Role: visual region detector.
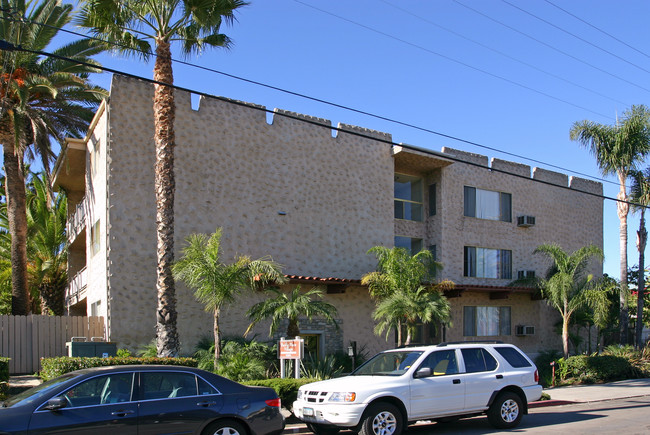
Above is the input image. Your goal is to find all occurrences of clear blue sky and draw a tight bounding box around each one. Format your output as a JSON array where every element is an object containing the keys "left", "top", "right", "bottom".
[{"left": 78, "top": 0, "right": 650, "bottom": 280}]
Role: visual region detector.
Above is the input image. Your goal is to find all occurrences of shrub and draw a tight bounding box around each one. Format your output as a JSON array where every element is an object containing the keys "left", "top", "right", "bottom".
[
  {"left": 300, "top": 354, "right": 344, "bottom": 380},
  {"left": 534, "top": 350, "right": 561, "bottom": 387},
  {"left": 40, "top": 356, "right": 197, "bottom": 381},
  {"left": 194, "top": 337, "right": 278, "bottom": 380},
  {"left": 559, "top": 354, "right": 635, "bottom": 383},
  {"left": 0, "top": 357, "right": 10, "bottom": 382},
  {"left": 244, "top": 377, "right": 318, "bottom": 406},
  {"left": 0, "top": 381, "right": 8, "bottom": 400}
]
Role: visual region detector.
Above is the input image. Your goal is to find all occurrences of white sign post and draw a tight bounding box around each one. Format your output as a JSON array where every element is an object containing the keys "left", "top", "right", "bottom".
[{"left": 278, "top": 336, "right": 304, "bottom": 378}]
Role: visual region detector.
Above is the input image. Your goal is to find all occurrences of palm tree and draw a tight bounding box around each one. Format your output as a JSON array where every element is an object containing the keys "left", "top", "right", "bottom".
[
  {"left": 362, "top": 246, "right": 451, "bottom": 346},
  {"left": 78, "top": 0, "right": 247, "bottom": 357},
  {"left": 570, "top": 104, "right": 650, "bottom": 344},
  {"left": 25, "top": 172, "right": 67, "bottom": 315},
  {"left": 629, "top": 168, "right": 650, "bottom": 348},
  {"left": 172, "top": 228, "right": 285, "bottom": 368},
  {"left": 0, "top": 0, "right": 105, "bottom": 315},
  {"left": 245, "top": 285, "right": 339, "bottom": 338},
  {"left": 534, "top": 243, "right": 609, "bottom": 358}
]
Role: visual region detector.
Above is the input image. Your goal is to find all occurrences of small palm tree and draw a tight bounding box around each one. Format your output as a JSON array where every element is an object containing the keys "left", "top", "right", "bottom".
[
  {"left": 25, "top": 172, "right": 67, "bottom": 315},
  {"left": 79, "top": 0, "right": 247, "bottom": 358},
  {"left": 570, "top": 105, "right": 650, "bottom": 343},
  {"left": 245, "top": 286, "right": 339, "bottom": 338},
  {"left": 0, "top": 0, "right": 105, "bottom": 315},
  {"left": 534, "top": 243, "right": 609, "bottom": 358},
  {"left": 362, "top": 246, "right": 451, "bottom": 346},
  {"left": 629, "top": 168, "right": 650, "bottom": 348},
  {"left": 172, "top": 228, "right": 285, "bottom": 368}
]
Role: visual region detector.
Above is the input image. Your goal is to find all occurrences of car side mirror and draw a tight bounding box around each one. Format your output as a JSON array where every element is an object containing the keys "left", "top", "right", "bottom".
[
  {"left": 44, "top": 397, "right": 68, "bottom": 411},
  {"left": 414, "top": 367, "right": 432, "bottom": 378}
]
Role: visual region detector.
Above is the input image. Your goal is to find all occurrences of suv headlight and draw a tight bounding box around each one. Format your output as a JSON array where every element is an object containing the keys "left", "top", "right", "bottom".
[
  {"left": 297, "top": 390, "right": 303, "bottom": 400},
  {"left": 328, "top": 392, "right": 356, "bottom": 402}
]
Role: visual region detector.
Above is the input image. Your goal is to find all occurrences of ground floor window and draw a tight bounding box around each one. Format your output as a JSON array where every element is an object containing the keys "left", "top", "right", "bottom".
[
  {"left": 302, "top": 333, "right": 321, "bottom": 360},
  {"left": 463, "top": 306, "right": 511, "bottom": 336},
  {"left": 395, "top": 322, "right": 440, "bottom": 346}
]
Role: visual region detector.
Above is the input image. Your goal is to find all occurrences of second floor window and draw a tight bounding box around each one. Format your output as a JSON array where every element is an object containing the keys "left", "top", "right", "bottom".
[
  {"left": 464, "top": 246, "right": 512, "bottom": 279},
  {"left": 464, "top": 186, "right": 511, "bottom": 222},
  {"left": 395, "top": 174, "right": 423, "bottom": 221}
]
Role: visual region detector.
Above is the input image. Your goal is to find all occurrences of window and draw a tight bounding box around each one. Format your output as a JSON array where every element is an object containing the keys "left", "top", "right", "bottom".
[
  {"left": 428, "top": 183, "right": 436, "bottom": 216},
  {"left": 91, "top": 220, "right": 100, "bottom": 256},
  {"left": 395, "top": 322, "right": 438, "bottom": 346},
  {"left": 461, "top": 348, "right": 498, "bottom": 373},
  {"left": 494, "top": 346, "right": 532, "bottom": 368},
  {"left": 464, "top": 246, "right": 512, "bottom": 279},
  {"left": 464, "top": 306, "right": 511, "bottom": 336},
  {"left": 395, "top": 236, "right": 423, "bottom": 254},
  {"left": 90, "top": 300, "right": 101, "bottom": 317},
  {"left": 60, "top": 373, "right": 134, "bottom": 407},
  {"left": 302, "top": 333, "right": 321, "bottom": 360},
  {"left": 395, "top": 174, "right": 423, "bottom": 221},
  {"left": 428, "top": 245, "right": 437, "bottom": 261},
  {"left": 464, "top": 186, "right": 511, "bottom": 222},
  {"left": 142, "top": 372, "right": 200, "bottom": 400},
  {"left": 418, "top": 350, "right": 458, "bottom": 376}
]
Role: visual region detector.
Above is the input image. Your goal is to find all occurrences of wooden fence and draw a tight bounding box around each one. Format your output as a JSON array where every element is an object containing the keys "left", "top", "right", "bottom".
[{"left": 0, "top": 315, "right": 105, "bottom": 374}]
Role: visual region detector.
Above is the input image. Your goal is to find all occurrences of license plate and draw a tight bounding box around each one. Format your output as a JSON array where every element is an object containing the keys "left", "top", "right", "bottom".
[{"left": 303, "top": 407, "right": 314, "bottom": 417}]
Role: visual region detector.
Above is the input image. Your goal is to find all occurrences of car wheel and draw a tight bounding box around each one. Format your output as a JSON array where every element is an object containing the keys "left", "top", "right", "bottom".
[
  {"left": 487, "top": 391, "right": 523, "bottom": 429},
  {"left": 202, "top": 419, "right": 247, "bottom": 435},
  {"left": 306, "top": 422, "right": 340, "bottom": 435},
  {"left": 359, "top": 402, "right": 403, "bottom": 435}
]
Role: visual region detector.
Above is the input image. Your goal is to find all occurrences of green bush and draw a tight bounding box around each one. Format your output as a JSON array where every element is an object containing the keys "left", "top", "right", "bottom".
[
  {"left": 0, "top": 357, "right": 10, "bottom": 382},
  {"left": 40, "top": 356, "right": 198, "bottom": 381},
  {"left": 534, "top": 350, "right": 561, "bottom": 387},
  {"left": 559, "top": 354, "right": 634, "bottom": 383},
  {"left": 244, "top": 378, "right": 318, "bottom": 407}
]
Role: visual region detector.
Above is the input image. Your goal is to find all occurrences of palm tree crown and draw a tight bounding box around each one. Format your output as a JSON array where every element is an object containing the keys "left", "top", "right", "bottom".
[{"left": 245, "top": 285, "right": 339, "bottom": 339}]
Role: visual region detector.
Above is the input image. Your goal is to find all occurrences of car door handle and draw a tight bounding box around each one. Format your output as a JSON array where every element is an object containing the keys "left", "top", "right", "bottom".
[
  {"left": 496, "top": 374, "right": 504, "bottom": 379},
  {"left": 111, "top": 410, "right": 135, "bottom": 417},
  {"left": 452, "top": 379, "right": 461, "bottom": 384},
  {"left": 197, "top": 401, "right": 217, "bottom": 407}
]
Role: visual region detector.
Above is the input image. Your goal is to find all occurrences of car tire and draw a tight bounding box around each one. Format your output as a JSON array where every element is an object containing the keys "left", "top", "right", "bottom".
[
  {"left": 306, "top": 423, "right": 340, "bottom": 435},
  {"left": 359, "top": 402, "right": 403, "bottom": 435},
  {"left": 202, "top": 419, "right": 247, "bottom": 435},
  {"left": 487, "top": 391, "right": 523, "bottom": 429}
]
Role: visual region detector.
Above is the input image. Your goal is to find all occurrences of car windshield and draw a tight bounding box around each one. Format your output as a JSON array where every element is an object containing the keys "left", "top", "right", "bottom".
[
  {"left": 351, "top": 351, "right": 423, "bottom": 376},
  {"left": 2, "top": 373, "right": 76, "bottom": 408}
]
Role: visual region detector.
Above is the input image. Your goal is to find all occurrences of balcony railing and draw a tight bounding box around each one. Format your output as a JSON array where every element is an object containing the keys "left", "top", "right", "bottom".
[
  {"left": 67, "top": 197, "right": 87, "bottom": 242},
  {"left": 66, "top": 267, "right": 87, "bottom": 306}
]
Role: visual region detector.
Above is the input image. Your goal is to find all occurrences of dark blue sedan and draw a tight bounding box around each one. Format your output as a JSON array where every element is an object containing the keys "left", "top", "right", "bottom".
[{"left": 0, "top": 365, "right": 285, "bottom": 435}]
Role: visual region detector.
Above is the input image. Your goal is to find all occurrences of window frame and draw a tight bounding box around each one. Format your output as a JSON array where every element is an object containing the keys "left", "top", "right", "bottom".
[
  {"left": 464, "top": 246, "right": 512, "bottom": 279},
  {"left": 395, "top": 236, "right": 423, "bottom": 255},
  {"left": 395, "top": 174, "right": 424, "bottom": 222},
  {"left": 464, "top": 186, "right": 511, "bottom": 222},
  {"left": 463, "top": 306, "right": 511, "bottom": 337}
]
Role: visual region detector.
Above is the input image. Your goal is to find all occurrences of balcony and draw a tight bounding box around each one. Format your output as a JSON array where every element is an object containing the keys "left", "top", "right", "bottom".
[
  {"left": 66, "top": 267, "right": 87, "bottom": 307},
  {"left": 67, "top": 197, "right": 87, "bottom": 242}
]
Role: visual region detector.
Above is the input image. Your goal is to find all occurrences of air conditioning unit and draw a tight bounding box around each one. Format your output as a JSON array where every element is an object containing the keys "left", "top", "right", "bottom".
[
  {"left": 517, "top": 270, "right": 536, "bottom": 279},
  {"left": 515, "top": 325, "right": 535, "bottom": 336},
  {"left": 517, "top": 215, "right": 536, "bottom": 227}
]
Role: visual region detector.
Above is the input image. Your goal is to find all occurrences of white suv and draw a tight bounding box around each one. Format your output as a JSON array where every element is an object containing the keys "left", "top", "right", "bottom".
[{"left": 292, "top": 342, "right": 542, "bottom": 435}]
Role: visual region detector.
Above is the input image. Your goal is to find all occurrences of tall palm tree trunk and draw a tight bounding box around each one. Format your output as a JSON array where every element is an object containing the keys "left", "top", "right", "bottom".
[
  {"left": 618, "top": 181, "right": 630, "bottom": 344},
  {"left": 213, "top": 307, "right": 221, "bottom": 368},
  {"left": 153, "top": 40, "right": 179, "bottom": 357},
  {"left": 3, "top": 141, "right": 29, "bottom": 315},
  {"left": 636, "top": 209, "right": 647, "bottom": 349}
]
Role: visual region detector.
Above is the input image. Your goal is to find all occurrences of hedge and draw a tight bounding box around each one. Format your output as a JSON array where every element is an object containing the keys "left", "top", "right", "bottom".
[
  {"left": 0, "top": 357, "right": 9, "bottom": 382},
  {"left": 556, "top": 354, "right": 635, "bottom": 384},
  {"left": 244, "top": 378, "right": 318, "bottom": 407},
  {"left": 0, "top": 381, "right": 7, "bottom": 401},
  {"left": 40, "top": 356, "right": 198, "bottom": 381}
]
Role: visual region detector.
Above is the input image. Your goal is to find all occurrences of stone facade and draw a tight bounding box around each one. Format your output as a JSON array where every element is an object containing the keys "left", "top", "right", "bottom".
[{"left": 54, "top": 75, "right": 603, "bottom": 359}]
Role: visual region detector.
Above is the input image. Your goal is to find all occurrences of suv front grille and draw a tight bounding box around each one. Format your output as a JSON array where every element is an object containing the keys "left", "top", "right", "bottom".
[{"left": 305, "top": 390, "right": 328, "bottom": 403}]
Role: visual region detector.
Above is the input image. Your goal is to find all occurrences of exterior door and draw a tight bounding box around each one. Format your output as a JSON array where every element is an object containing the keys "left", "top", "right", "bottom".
[{"left": 409, "top": 349, "right": 465, "bottom": 419}]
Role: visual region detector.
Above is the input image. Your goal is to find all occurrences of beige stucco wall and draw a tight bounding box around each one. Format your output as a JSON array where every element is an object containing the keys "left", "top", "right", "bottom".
[
  {"left": 87, "top": 75, "right": 603, "bottom": 357},
  {"left": 105, "top": 75, "right": 395, "bottom": 353}
]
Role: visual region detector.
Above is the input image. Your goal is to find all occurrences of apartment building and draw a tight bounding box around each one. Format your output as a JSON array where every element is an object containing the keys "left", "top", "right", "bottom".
[{"left": 53, "top": 75, "right": 603, "bottom": 357}]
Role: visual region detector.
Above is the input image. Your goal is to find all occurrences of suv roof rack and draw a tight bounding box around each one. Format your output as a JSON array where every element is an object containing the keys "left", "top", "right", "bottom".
[{"left": 436, "top": 340, "right": 504, "bottom": 347}]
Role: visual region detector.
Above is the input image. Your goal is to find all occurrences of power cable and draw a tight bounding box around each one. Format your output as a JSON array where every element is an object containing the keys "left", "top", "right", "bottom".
[
  {"left": 543, "top": 0, "right": 650, "bottom": 60},
  {"left": 290, "top": 0, "right": 612, "bottom": 119},
  {"left": 379, "top": 0, "right": 629, "bottom": 107},
  {"left": 501, "top": 0, "right": 650, "bottom": 75},
  {"left": 0, "top": 40, "right": 642, "bottom": 209},
  {"left": 453, "top": 0, "right": 650, "bottom": 94},
  {"left": 0, "top": 10, "right": 623, "bottom": 188}
]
